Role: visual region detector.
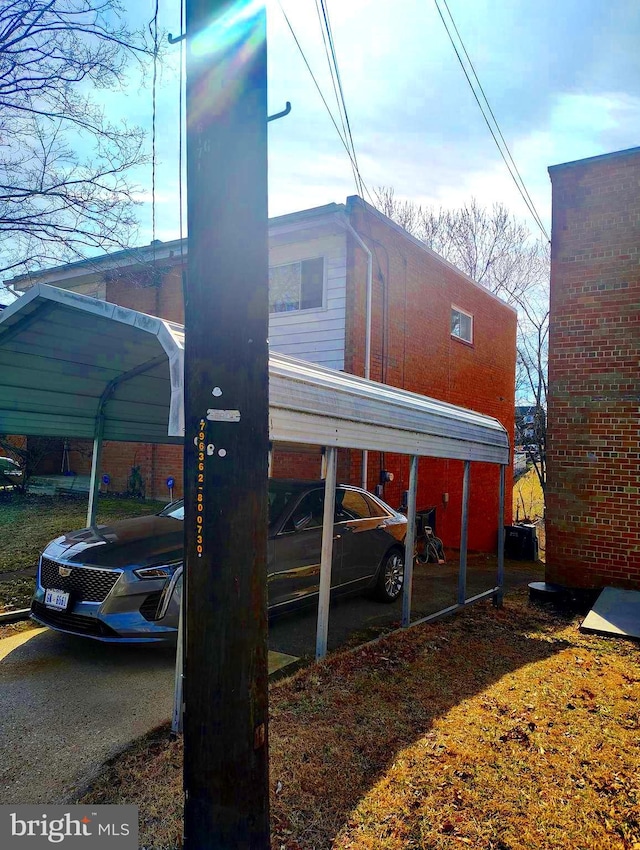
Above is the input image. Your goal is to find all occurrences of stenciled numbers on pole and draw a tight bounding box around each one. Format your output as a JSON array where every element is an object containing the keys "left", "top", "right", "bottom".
[
  {"left": 196, "top": 419, "right": 206, "bottom": 558},
  {"left": 194, "top": 393, "right": 236, "bottom": 559}
]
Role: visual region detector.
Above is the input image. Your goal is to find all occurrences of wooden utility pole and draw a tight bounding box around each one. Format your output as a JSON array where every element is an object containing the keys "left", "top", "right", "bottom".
[{"left": 183, "top": 1, "right": 270, "bottom": 847}]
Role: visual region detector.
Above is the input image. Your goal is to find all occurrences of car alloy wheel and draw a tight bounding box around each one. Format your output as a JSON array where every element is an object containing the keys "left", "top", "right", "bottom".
[{"left": 376, "top": 549, "right": 404, "bottom": 602}]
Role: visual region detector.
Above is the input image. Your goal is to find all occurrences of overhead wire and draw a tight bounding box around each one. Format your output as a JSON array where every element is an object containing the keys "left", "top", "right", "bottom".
[
  {"left": 278, "top": 0, "right": 380, "bottom": 208},
  {"left": 433, "top": 0, "right": 550, "bottom": 242},
  {"left": 439, "top": 0, "right": 548, "bottom": 240},
  {"left": 178, "top": 0, "right": 187, "bottom": 305},
  {"left": 149, "top": 0, "right": 160, "bottom": 250},
  {"left": 277, "top": 1, "right": 361, "bottom": 181},
  {"left": 317, "top": 0, "right": 366, "bottom": 201},
  {"left": 313, "top": 0, "right": 358, "bottom": 189}
]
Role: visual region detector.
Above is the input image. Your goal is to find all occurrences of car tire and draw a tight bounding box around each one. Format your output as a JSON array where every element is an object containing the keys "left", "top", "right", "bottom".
[{"left": 374, "top": 548, "right": 404, "bottom": 603}]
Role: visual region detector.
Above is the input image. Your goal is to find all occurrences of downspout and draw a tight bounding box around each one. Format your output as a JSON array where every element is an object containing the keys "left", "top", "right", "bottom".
[{"left": 335, "top": 215, "right": 372, "bottom": 490}]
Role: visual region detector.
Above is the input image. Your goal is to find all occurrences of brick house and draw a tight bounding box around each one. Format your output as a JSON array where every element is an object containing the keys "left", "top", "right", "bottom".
[
  {"left": 9, "top": 196, "right": 517, "bottom": 552},
  {"left": 546, "top": 146, "right": 640, "bottom": 590}
]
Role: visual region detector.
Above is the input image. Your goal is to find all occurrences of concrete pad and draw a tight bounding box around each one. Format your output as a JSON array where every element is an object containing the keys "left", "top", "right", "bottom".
[
  {"left": 581, "top": 587, "right": 640, "bottom": 639},
  {"left": 268, "top": 650, "right": 299, "bottom": 675}
]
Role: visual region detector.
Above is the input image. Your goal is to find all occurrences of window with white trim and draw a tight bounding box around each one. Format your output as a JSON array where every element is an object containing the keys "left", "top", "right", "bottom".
[
  {"left": 451, "top": 306, "right": 473, "bottom": 343},
  {"left": 269, "top": 257, "right": 324, "bottom": 313}
]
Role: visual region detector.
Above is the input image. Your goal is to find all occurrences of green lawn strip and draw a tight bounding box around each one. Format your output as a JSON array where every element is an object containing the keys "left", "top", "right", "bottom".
[{"left": 0, "top": 494, "right": 166, "bottom": 611}]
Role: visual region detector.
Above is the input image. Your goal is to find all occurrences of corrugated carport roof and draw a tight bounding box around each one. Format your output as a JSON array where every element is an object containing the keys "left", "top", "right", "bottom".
[
  {"left": 0, "top": 285, "right": 509, "bottom": 464},
  {"left": 0, "top": 284, "right": 184, "bottom": 443}
]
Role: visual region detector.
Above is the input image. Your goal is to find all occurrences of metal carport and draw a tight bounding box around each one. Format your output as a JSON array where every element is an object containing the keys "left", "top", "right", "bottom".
[{"left": 0, "top": 283, "right": 510, "bottom": 662}]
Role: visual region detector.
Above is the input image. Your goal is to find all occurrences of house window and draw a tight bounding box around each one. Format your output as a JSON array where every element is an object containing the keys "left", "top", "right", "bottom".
[
  {"left": 451, "top": 306, "right": 473, "bottom": 343},
  {"left": 269, "top": 257, "right": 324, "bottom": 313}
]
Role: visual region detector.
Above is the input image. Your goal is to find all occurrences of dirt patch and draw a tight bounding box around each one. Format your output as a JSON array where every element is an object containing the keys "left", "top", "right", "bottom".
[
  {"left": 0, "top": 619, "right": 38, "bottom": 642},
  {"left": 79, "top": 589, "right": 640, "bottom": 850}
]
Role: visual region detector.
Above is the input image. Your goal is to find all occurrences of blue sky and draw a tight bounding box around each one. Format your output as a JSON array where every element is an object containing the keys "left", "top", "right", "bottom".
[
  {"left": 123, "top": 0, "right": 639, "bottom": 247},
  {"left": 12, "top": 0, "right": 640, "bottom": 267}
]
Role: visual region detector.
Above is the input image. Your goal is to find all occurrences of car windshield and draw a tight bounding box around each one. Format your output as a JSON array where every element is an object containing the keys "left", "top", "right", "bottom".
[
  {"left": 157, "top": 482, "right": 304, "bottom": 525},
  {"left": 159, "top": 501, "right": 185, "bottom": 520}
]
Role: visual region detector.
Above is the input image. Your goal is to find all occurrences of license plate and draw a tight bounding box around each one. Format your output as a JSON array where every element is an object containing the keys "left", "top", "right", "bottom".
[{"left": 44, "top": 589, "right": 70, "bottom": 611}]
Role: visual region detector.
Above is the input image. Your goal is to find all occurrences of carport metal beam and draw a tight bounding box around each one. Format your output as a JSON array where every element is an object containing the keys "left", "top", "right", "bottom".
[
  {"left": 316, "top": 446, "right": 337, "bottom": 660},
  {"left": 457, "top": 460, "right": 471, "bottom": 606},
  {"left": 87, "top": 417, "right": 105, "bottom": 528},
  {"left": 494, "top": 464, "right": 506, "bottom": 607},
  {"left": 86, "top": 353, "right": 169, "bottom": 527},
  {"left": 402, "top": 455, "right": 418, "bottom": 628}
]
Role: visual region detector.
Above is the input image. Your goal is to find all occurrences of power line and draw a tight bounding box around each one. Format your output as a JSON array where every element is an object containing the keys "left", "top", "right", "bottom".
[
  {"left": 433, "top": 0, "right": 550, "bottom": 242},
  {"left": 439, "top": 0, "right": 547, "bottom": 239},
  {"left": 313, "top": 0, "right": 357, "bottom": 188},
  {"left": 317, "top": 0, "right": 366, "bottom": 200},
  {"left": 278, "top": 2, "right": 358, "bottom": 175},
  {"left": 149, "top": 0, "right": 160, "bottom": 249},
  {"left": 278, "top": 1, "right": 376, "bottom": 207}
]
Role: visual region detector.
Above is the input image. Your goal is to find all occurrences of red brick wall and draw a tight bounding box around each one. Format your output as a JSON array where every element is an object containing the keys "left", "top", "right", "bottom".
[
  {"left": 546, "top": 148, "right": 640, "bottom": 589},
  {"left": 105, "top": 266, "right": 184, "bottom": 324},
  {"left": 345, "top": 202, "right": 517, "bottom": 552},
  {"left": 84, "top": 221, "right": 516, "bottom": 541}
]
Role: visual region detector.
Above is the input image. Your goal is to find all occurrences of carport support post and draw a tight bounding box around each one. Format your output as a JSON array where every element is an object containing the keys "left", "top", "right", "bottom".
[
  {"left": 171, "top": 588, "right": 184, "bottom": 736},
  {"left": 457, "top": 460, "right": 471, "bottom": 605},
  {"left": 402, "top": 455, "right": 418, "bottom": 627},
  {"left": 86, "top": 415, "right": 104, "bottom": 527},
  {"left": 494, "top": 463, "right": 506, "bottom": 608},
  {"left": 316, "top": 446, "right": 337, "bottom": 660}
]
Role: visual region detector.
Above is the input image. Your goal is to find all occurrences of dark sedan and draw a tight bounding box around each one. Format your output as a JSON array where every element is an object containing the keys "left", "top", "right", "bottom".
[{"left": 30, "top": 480, "right": 407, "bottom": 643}]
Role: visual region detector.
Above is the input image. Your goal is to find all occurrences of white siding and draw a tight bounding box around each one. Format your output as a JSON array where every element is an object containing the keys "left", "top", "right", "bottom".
[{"left": 268, "top": 233, "right": 346, "bottom": 370}]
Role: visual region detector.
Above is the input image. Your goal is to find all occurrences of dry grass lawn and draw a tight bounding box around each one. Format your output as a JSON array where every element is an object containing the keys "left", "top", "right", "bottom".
[
  {"left": 81, "top": 589, "right": 640, "bottom": 850},
  {"left": 513, "top": 467, "right": 544, "bottom": 524}
]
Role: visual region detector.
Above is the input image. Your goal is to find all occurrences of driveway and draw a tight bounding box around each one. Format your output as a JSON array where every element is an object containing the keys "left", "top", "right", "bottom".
[
  {"left": 0, "top": 627, "right": 176, "bottom": 805},
  {"left": 0, "top": 556, "right": 542, "bottom": 805}
]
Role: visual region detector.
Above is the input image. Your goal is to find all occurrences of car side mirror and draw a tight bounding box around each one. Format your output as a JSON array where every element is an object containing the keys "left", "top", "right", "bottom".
[{"left": 293, "top": 512, "right": 313, "bottom": 532}]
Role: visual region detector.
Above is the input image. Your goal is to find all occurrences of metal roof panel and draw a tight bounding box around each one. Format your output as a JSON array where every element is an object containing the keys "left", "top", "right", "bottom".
[{"left": 0, "top": 285, "right": 509, "bottom": 464}]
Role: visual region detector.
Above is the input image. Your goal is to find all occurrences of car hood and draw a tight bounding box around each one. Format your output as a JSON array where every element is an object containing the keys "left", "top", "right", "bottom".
[{"left": 42, "top": 515, "right": 184, "bottom": 570}]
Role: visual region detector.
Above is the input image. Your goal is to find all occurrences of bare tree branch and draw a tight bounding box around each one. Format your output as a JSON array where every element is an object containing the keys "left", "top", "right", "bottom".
[{"left": 0, "top": 0, "right": 155, "bottom": 277}]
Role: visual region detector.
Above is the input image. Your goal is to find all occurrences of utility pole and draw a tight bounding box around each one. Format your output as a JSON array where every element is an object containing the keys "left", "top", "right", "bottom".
[{"left": 183, "top": 1, "right": 270, "bottom": 847}]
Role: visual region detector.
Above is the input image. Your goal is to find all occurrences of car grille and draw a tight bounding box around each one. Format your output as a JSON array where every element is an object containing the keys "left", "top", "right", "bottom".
[
  {"left": 39, "top": 557, "right": 121, "bottom": 603},
  {"left": 140, "top": 590, "right": 164, "bottom": 621},
  {"left": 31, "top": 601, "right": 119, "bottom": 638}
]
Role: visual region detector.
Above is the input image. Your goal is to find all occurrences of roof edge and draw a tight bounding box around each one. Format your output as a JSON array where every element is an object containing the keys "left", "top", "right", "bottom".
[
  {"left": 345, "top": 196, "right": 518, "bottom": 316},
  {"left": 548, "top": 145, "right": 640, "bottom": 175},
  {"left": 7, "top": 203, "right": 349, "bottom": 288}
]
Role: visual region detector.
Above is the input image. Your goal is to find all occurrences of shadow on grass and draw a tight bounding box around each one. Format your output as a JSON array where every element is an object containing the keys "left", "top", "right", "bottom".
[
  {"left": 77, "top": 593, "right": 580, "bottom": 849},
  {"left": 268, "top": 598, "right": 574, "bottom": 848}
]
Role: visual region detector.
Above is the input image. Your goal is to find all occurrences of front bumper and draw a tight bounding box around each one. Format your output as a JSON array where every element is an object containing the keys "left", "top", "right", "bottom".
[{"left": 31, "top": 563, "right": 181, "bottom": 644}]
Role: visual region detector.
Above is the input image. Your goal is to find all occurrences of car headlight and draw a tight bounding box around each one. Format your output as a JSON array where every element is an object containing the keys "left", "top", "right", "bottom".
[{"left": 134, "top": 564, "right": 181, "bottom": 580}]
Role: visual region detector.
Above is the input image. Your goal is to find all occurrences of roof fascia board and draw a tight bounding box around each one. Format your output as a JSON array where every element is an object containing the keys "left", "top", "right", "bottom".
[
  {"left": 268, "top": 202, "right": 346, "bottom": 229},
  {"left": 268, "top": 215, "right": 347, "bottom": 240},
  {"left": 346, "top": 196, "right": 518, "bottom": 316}
]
